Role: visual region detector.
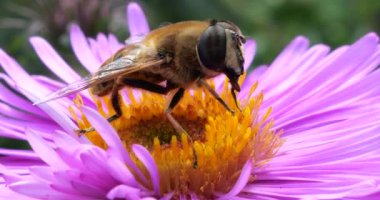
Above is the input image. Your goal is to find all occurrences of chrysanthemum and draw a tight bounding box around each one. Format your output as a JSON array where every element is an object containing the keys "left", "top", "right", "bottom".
[{"left": 1, "top": 2, "right": 380, "bottom": 200}]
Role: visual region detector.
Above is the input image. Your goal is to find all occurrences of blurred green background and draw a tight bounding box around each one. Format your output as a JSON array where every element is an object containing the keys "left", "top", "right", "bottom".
[
  {"left": 0, "top": 0, "right": 379, "bottom": 75},
  {"left": 0, "top": 0, "right": 379, "bottom": 148}
]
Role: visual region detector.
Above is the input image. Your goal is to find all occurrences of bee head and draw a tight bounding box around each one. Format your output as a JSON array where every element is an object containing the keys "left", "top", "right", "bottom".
[{"left": 197, "top": 19, "right": 246, "bottom": 92}]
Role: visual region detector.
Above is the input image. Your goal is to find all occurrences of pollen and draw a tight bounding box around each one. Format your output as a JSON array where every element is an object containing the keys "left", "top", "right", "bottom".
[{"left": 71, "top": 80, "right": 283, "bottom": 198}]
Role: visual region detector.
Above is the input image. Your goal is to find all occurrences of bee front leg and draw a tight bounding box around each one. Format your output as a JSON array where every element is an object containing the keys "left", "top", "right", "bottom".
[{"left": 197, "top": 79, "right": 235, "bottom": 113}]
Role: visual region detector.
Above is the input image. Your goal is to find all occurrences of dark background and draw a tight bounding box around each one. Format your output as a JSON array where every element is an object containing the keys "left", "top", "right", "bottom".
[
  {"left": 0, "top": 0, "right": 379, "bottom": 75},
  {"left": 0, "top": 0, "right": 379, "bottom": 148}
]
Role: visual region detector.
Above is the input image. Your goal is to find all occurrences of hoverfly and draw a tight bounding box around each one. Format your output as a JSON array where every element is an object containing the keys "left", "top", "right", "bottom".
[{"left": 36, "top": 19, "right": 246, "bottom": 134}]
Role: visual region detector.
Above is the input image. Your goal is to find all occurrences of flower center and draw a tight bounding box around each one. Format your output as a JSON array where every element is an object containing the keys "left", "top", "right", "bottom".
[
  {"left": 124, "top": 116, "right": 207, "bottom": 147},
  {"left": 71, "top": 80, "right": 283, "bottom": 198}
]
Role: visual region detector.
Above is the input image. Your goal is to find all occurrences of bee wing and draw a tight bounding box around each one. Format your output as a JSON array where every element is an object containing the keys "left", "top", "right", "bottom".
[
  {"left": 33, "top": 75, "right": 96, "bottom": 105},
  {"left": 96, "top": 56, "right": 160, "bottom": 75},
  {"left": 34, "top": 54, "right": 165, "bottom": 105}
]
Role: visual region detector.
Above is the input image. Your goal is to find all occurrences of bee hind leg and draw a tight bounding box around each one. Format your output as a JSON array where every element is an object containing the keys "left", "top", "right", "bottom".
[
  {"left": 107, "top": 79, "right": 178, "bottom": 124},
  {"left": 107, "top": 87, "right": 123, "bottom": 122},
  {"left": 77, "top": 80, "right": 178, "bottom": 134},
  {"left": 75, "top": 127, "right": 95, "bottom": 135},
  {"left": 107, "top": 78, "right": 179, "bottom": 122},
  {"left": 122, "top": 79, "right": 176, "bottom": 94},
  {"left": 75, "top": 86, "right": 122, "bottom": 135},
  {"left": 118, "top": 78, "right": 186, "bottom": 133}
]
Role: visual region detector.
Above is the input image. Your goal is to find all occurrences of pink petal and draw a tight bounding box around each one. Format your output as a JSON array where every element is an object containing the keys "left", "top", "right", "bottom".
[
  {"left": 80, "top": 106, "right": 127, "bottom": 160},
  {"left": 106, "top": 156, "right": 139, "bottom": 187},
  {"left": 0, "top": 128, "right": 26, "bottom": 140},
  {"left": 0, "top": 157, "right": 44, "bottom": 170},
  {"left": 0, "top": 102, "right": 46, "bottom": 122},
  {"left": 70, "top": 179, "right": 105, "bottom": 198},
  {"left": 240, "top": 65, "right": 267, "bottom": 95},
  {"left": 88, "top": 38, "right": 102, "bottom": 63},
  {"left": 132, "top": 144, "right": 160, "bottom": 196},
  {"left": 53, "top": 130, "right": 82, "bottom": 148},
  {"left": 259, "top": 36, "right": 309, "bottom": 91},
  {"left": 127, "top": 2, "right": 150, "bottom": 37},
  {"left": 0, "top": 50, "right": 52, "bottom": 102},
  {"left": 0, "top": 149, "right": 37, "bottom": 159},
  {"left": 106, "top": 185, "right": 140, "bottom": 200},
  {"left": 260, "top": 45, "right": 349, "bottom": 112},
  {"left": 29, "top": 37, "right": 81, "bottom": 83},
  {"left": 51, "top": 168, "right": 86, "bottom": 194},
  {"left": 272, "top": 34, "right": 380, "bottom": 127},
  {"left": 54, "top": 147, "right": 83, "bottom": 169},
  {"left": 2, "top": 173, "right": 25, "bottom": 184},
  {"left": 95, "top": 33, "right": 113, "bottom": 62},
  {"left": 79, "top": 170, "right": 116, "bottom": 192},
  {"left": 78, "top": 148, "right": 117, "bottom": 184},
  {"left": 0, "top": 83, "right": 47, "bottom": 118},
  {"left": 108, "top": 34, "right": 124, "bottom": 53},
  {"left": 0, "top": 184, "right": 33, "bottom": 200},
  {"left": 263, "top": 44, "right": 330, "bottom": 100},
  {"left": 243, "top": 39, "right": 257, "bottom": 71},
  {"left": 69, "top": 24, "right": 101, "bottom": 73},
  {"left": 216, "top": 159, "right": 252, "bottom": 200},
  {"left": 81, "top": 106, "right": 147, "bottom": 183},
  {"left": 25, "top": 129, "right": 68, "bottom": 170},
  {"left": 0, "top": 49, "right": 78, "bottom": 133},
  {"left": 161, "top": 192, "right": 175, "bottom": 200},
  {"left": 9, "top": 181, "right": 82, "bottom": 199},
  {"left": 190, "top": 193, "right": 199, "bottom": 200},
  {"left": 0, "top": 117, "right": 57, "bottom": 141},
  {"left": 53, "top": 168, "right": 112, "bottom": 196},
  {"left": 29, "top": 166, "right": 54, "bottom": 182},
  {"left": 213, "top": 74, "right": 227, "bottom": 92}
]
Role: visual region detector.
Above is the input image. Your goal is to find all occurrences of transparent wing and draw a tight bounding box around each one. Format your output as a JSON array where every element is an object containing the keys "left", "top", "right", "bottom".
[
  {"left": 33, "top": 75, "right": 96, "bottom": 104},
  {"left": 34, "top": 48, "right": 165, "bottom": 104}
]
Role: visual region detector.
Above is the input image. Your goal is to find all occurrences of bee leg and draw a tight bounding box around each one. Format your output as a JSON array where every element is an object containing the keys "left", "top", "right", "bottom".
[
  {"left": 108, "top": 78, "right": 178, "bottom": 123},
  {"left": 76, "top": 86, "right": 122, "bottom": 135},
  {"left": 120, "top": 78, "right": 185, "bottom": 132},
  {"left": 122, "top": 79, "right": 176, "bottom": 94},
  {"left": 75, "top": 128, "right": 95, "bottom": 135},
  {"left": 79, "top": 79, "right": 178, "bottom": 134},
  {"left": 107, "top": 85, "right": 122, "bottom": 122},
  {"left": 118, "top": 79, "right": 198, "bottom": 167},
  {"left": 164, "top": 88, "right": 198, "bottom": 168},
  {"left": 164, "top": 88, "right": 186, "bottom": 134},
  {"left": 197, "top": 79, "right": 235, "bottom": 113}
]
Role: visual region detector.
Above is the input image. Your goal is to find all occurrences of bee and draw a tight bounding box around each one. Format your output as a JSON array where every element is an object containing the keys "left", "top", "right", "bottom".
[{"left": 36, "top": 19, "right": 246, "bottom": 134}]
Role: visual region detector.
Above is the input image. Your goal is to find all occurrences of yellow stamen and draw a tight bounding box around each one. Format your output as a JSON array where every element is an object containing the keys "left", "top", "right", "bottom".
[{"left": 72, "top": 80, "right": 283, "bottom": 198}]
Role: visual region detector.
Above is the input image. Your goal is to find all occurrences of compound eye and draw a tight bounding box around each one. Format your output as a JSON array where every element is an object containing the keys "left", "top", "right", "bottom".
[{"left": 197, "top": 24, "right": 226, "bottom": 71}]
